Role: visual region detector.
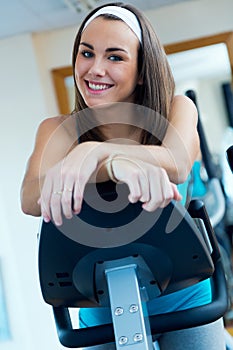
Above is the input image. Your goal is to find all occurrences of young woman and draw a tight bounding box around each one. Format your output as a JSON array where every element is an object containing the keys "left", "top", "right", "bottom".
[{"left": 20, "top": 2, "right": 225, "bottom": 349}]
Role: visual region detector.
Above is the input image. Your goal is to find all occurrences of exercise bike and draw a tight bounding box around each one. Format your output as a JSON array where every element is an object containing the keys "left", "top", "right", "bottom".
[{"left": 38, "top": 180, "right": 227, "bottom": 349}]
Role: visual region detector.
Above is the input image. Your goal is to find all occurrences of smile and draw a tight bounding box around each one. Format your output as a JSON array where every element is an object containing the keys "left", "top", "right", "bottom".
[{"left": 87, "top": 81, "right": 113, "bottom": 91}]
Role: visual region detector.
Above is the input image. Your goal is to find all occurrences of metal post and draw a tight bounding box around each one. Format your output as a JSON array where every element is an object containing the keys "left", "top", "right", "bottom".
[{"left": 105, "top": 264, "right": 154, "bottom": 350}]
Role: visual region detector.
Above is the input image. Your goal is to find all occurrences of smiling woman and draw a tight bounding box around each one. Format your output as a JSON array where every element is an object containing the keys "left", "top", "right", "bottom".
[{"left": 20, "top": 2, "right": 225, "bottom": 349}]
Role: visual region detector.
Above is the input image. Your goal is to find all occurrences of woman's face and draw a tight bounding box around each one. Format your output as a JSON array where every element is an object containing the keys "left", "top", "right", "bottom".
[{"left": 75, "top": 16, "right": 142, "bottom": 107}]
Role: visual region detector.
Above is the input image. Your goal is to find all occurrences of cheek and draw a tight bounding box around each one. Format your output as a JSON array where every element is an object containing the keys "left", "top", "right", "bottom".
[
  {"left": 114, "top": 65, "right": 136, "bottom": 81},
  {"left": 74, "top": 66, "right": 86, "bottom": 93},
  {"left": 75, "top": 56, "right": 86, "bottom": 80},
  {"left": 74, "top": 70, "right": 80, "bottom": 91},
  {"left": 119, "top": 65, "right": 139, "bottom": 88}
]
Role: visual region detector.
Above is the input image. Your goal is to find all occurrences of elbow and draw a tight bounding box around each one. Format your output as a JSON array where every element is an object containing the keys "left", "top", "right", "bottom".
[
  {"left": 20, "top": 189, "right": 41, "bottom": 217},
  {"left": 21, "top": 202, "right": 41, "bottom": 217},
  {"left": 172, "top": 161, "right": 192, "bottom": 185},
  {"left": 177, "top": 167, "right": 190, "bottom": 184},
  {"left": 21, "top": 202, "right": 33, "bottom": 216},
  {"left": 177, "top": 136, "right": 200, "bottom": 184},
  {"left": 21, "top": 201, "right": 28, "bottom": 215}
]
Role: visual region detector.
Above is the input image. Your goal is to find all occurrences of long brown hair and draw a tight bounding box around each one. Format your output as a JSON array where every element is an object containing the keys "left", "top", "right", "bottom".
[{"left": 71, "top": 2, "right": 175, "bottom": 144}]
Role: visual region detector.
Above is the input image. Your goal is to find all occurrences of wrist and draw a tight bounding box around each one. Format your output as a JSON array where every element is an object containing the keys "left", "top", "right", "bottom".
[{"left": 105, "top": 154, "right": 120, "bottom": 183}]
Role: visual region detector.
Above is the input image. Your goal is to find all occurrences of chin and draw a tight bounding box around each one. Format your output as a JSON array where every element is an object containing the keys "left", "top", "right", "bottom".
[{"left": 85, "top": 99, "right": 110, "bottom": 108}]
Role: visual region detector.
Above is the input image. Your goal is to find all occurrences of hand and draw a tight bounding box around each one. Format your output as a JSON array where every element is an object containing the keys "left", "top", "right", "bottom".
[
  {"left": 110, "top": 156, "right": 182, "bottom": 211},
  {"left": 38, "top": 142, "right": 100, "bottom": 226}
]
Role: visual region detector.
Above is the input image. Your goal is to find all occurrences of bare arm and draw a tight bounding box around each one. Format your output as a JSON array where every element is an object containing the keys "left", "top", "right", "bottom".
[
  {"left": 152, "top": 94, "right": 199, "bottom": 182},
  {"left": 20, "top": 116, "right": 78, "bottom": 216},
  {"left": 101, "top": 95, "right": 199, "bottom": 184},
  {"left": 21, "top": 95, "right": 198, "bottom": 224}
]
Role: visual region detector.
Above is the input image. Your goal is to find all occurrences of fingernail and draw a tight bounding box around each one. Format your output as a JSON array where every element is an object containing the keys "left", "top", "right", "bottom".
[
  {"left": 55, "top": 221, "right": 62, "bottom": 226},
  {"left": 73, "top": 207, "right": 81, "bottom": 215}
]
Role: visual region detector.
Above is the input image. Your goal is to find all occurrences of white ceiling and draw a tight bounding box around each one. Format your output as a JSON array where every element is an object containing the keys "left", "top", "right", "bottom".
[{"left": 0, "top": 0, "right": 192, "bottom": 39}]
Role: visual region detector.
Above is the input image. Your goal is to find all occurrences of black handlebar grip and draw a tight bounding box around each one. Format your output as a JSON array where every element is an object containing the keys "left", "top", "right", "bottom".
[{"left": 227, "top": 146, "right": 233, "bottom": 172}]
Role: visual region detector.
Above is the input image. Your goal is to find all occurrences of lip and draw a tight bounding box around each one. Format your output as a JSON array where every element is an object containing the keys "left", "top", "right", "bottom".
[{"left": 85, "top": 80, "right": 114, "bottom": 94}]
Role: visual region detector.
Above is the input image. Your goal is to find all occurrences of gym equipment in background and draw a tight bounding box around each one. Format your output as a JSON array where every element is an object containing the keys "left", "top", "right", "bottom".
[{"left": 186, "top": 89, "right": 233, "bottom": 321}]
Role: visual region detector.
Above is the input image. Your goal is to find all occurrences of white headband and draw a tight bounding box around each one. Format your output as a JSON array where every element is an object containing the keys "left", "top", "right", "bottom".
[{"left": 83, "top": 6, "right": 142, "bottom": 43}]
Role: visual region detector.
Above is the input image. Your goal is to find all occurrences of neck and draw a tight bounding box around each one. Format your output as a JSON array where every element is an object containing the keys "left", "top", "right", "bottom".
[
  {"left": 99, "top": 123, "right": 141, "bottom": 142},
  {"left": 89, "top": 102, "right": 141, "bottom": 141}
]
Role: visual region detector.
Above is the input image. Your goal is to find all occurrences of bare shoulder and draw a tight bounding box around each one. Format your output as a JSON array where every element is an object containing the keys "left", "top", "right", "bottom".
[
  {"left": 172, "top": 94, "right": 197, "bottom": 112},
  {"left": 36, "top": 114, "right": 77, "bottom": 142},
  {"left": 38, "top": 115, "right": 69, "bottom": 133},
  {"left": 170, "top": 95, "right": 198, "bottom": 122}
]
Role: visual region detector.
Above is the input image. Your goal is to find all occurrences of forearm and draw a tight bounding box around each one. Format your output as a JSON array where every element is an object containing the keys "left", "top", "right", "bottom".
[
  {"left": 20, "top": 176, "right": 44, "bottom": 216},
  {"left": 95, "top": 98, "right": 199, "bottom": 184},
  {"left": 99, "top": 96, "right": 200, "bottom": 184},
  {"left": 98, "top": 140, "right": 198, "bottom": 184}
]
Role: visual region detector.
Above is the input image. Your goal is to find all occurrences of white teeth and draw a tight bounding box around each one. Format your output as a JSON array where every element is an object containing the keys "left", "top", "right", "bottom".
[{"left": 89, "top": 82, "right": 110, "bottom": 90}]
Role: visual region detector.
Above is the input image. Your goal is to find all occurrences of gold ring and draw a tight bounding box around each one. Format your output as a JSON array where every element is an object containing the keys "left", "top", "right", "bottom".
[
  {"left": 53, "top": 191, "right": 63, "bottom": 195},
  {"left": 64, "top": 188, "right": 73, "bottom": 192}
]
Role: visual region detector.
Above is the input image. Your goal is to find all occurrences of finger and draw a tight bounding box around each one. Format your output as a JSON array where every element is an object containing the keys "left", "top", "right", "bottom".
[
  {"left": 130, "top": 161, "right": 151, "bottom": 204},
  {"left": 159, "top": 196, "right": 174, "bottom": 208},
  {"left": 158, "top": 178, "right": 175, "bottom": 208},
  {"left": 142, "top": 170, "right": 173, "bottom": 211},
  {"left": 50, "top": 190, "right": 63, "bottom": 226},
  {"left": 47, "top": 169, "right": 64, "bottom": 225},
  {"left": 40, "top": 177, "right": 53, "bottom": 222},
  {"left": 61, "top": 184, "right": 73, "bottom": 219},
  {"left": 111, "top": 158, "right": 142, "bottom": 203},
  {"left": 38, "top": 197, "right": 50, "bottom": 223},
  {"left": 138, "top": 171, "right": 150, "bottom": 204},
  {"left": 157, "top": 180, "right": 182, "bottom": 208},
  {"left": 142, "top": 193, "right": 172, "bottom": 211},
  {"left": 171, "top": 183, "right": 182, "bottom": 201},
  {"left": 126, "top": 175, "right": 142, "bottom": 203},
  {"left": 72, "top": 178, "right": 86, "bottom": 214}
]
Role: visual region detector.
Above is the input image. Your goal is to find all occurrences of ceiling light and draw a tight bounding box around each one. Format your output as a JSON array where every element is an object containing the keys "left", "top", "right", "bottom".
[{"left": 63, "top": 0, "right": 99, "bottom": 13}]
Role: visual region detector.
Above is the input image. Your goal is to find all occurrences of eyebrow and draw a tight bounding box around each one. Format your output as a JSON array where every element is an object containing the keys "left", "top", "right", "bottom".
[
  {"left": 80, "top": 42, "right": 128, "bottom": 53},
  {"left": 80, "top": 42, "right": 94, "bottom": 50}
]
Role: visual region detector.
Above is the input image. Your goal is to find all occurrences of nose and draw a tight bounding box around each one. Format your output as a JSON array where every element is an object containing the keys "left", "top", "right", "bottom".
[{"left": 88, "top": 57, "right": 106, "bottom": 77}]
